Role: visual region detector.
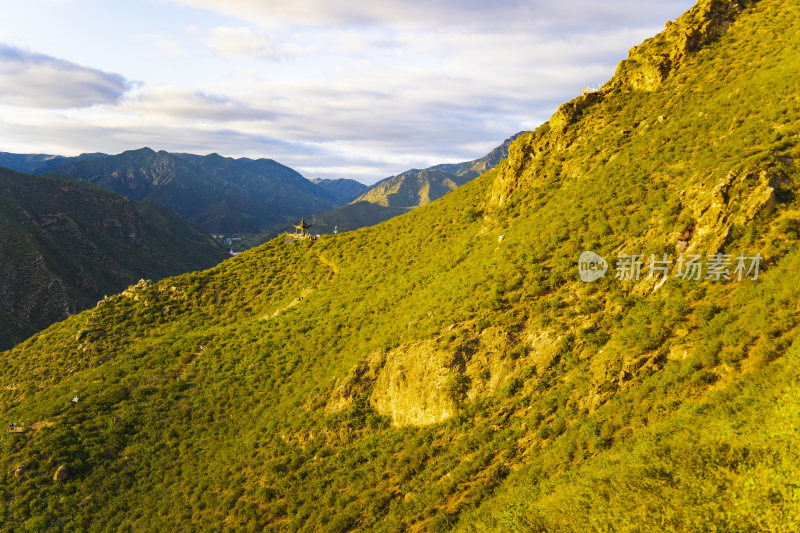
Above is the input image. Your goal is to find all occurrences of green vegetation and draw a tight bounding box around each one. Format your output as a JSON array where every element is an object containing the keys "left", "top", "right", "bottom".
[{"left": 2, "top": 0, "right": 800, "bottom": 530}]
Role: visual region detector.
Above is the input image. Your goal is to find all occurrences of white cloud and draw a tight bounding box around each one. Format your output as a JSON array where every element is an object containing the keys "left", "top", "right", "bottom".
[
  {"left": 206, "top": 26, "right": 313, "bottom": 60},
  {"left": 205, "top": 24, "right": 651, "bottom": 151},
  {"left": 167, "top": 0, "right": 692, "bottom": 30},
  {"left": 120, "top": 86, "right": 278, "bottom": 122},
  {"left": 0, "top": 43, "right": 131, "bottom": 108},
  {"left": 134, "top": 34, "right": 189, "bottom": 57},
  {"left": 0, "top": 0, "right": 698, "bottom": 182}
]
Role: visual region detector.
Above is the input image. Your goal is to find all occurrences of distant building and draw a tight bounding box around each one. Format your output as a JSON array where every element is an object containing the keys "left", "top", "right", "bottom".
[{"left": 291, "top": 218, "right": 316, "bottom": 240}]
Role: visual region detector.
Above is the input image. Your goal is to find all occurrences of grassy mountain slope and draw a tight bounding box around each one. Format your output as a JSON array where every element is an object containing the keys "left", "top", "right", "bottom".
[
  {"left": 0, "top": 168, "right": 227, "bottom": 350},
  {"left": 3, "top": 0, "right": 800, "bottom": 531},
  {"left": 356, "top": 168, "right": 468, "bottom": 208}
]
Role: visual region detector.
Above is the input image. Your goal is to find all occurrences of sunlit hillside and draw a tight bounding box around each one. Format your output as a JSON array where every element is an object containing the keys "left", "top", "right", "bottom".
[{"left": 2, "top": 0, "right": 800, "bottom": 530}]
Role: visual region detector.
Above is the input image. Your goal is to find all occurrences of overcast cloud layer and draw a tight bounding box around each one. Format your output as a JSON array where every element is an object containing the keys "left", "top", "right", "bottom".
[
  {"left": 0, "top": 0, "right": 695, "bottom": 183},
  {"left": 0, "top": 44, "right": 131, "bottom": 108}
]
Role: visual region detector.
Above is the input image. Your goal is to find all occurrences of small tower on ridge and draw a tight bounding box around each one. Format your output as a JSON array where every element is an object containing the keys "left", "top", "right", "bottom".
[{"left": 292, "top": 218, "right": 313, "bottom": 239}]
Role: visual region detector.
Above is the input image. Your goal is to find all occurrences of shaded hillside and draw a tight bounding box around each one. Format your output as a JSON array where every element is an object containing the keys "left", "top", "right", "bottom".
[
  {"left": 174, "top": 153, "right": 337, "bottom": 214},
  {"left": 0, "top": 152, "right": 106, "bottom": 175},
  {"left": 311, "top": 178, "right": 369, "bottom": 204},
  {"left": 52, "top": 149, "right": 338, "bottom": 234},
  {"left": 307, "top": 201, "right": 411, "bottom": 234},
  {"left": 3, "top": 0, "right": 800, "bottom": 531},
  {"left": 0, "top": 168, "right": 227, "bottom": 349}
]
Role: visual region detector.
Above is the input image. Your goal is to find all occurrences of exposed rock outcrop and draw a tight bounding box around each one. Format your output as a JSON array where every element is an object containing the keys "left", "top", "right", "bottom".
[
  {"left": 324, "top": 350, "right": 387, "bottom": 415},
  {"left": 369, "top": 340, "right": 463, "bottom": 427},
  {"left": 489, "top": 0, "right": 758, "bottom": 208},
  {"left": 681, "top": 169, "right": 783, "bottom": 253},
  {"left": 612, "top": 0, "right": 758, "bottom": 92},
  {"left": 52, "top": 465, "right": 69, "bottom": 482},
  {"left": 325, "top": 323, "right": 560, "bottom": 427}
]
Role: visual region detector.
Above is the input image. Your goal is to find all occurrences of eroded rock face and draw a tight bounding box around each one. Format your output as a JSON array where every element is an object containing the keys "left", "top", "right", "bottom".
[
  {"left": 324, "top": 323, "right": 560, "bottom": 427},
  {"left": 12, "top": 463, "right": 27, "bottom": 477},
  {"left": 370, "top": 340, "right": 462, "bottom": 427},
  {"left": 324, "top": 350, "right": 386, "bottom": 415},
  {"left": 613, "top": 0, "right": 756, "bottom": 92},
  {"left": 682, "top": 170, "right": 782, "bottom": 253}
]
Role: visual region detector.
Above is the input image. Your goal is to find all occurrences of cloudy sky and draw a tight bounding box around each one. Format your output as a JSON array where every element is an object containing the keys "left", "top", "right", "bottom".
[{"left": 0, "top": 0, "right": 695, "bottom": 184}]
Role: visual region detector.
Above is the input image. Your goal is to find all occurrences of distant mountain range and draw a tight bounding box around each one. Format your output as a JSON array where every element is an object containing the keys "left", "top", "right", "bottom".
[
  {"left": 0, "top": 167, "right": 227, "bottom": 349},
  {"left": 45, "top": 148, "right": 341, "bottom": 234},
  {"left": 2, "top": 134, "right": 518, "bottom": 242},
  {"left": 0, "top": 138, "right": 517, "bottom": 345},
  {"left": 310, "top": 133, "right": 521, "bottom": 233},
  {"left": 354, "top": 132, "right": 522, "bottom": 208},
  {"left": 0, "top": 151, "right": 107, "bottom": 175}
]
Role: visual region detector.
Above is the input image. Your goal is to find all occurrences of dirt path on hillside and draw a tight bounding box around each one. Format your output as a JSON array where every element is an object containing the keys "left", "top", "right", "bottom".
[
  {"left": 262, "top": 246, "right": 339, "bottom": 320},
  {"left": 308, "top": 249, "right": 339, "bottom": 283}
]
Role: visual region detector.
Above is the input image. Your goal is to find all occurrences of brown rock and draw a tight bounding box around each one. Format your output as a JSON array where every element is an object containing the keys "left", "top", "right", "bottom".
[{"left": 53, "top": 465, "right": 69, "bottom": 482}]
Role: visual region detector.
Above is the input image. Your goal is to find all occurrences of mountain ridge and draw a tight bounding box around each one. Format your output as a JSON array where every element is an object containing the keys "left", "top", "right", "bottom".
[
  {"left": 310, "top": 178, "right": 369, "bottom": 204},
  {"left": 50, "top": 148, "right": 339, "bottom": 234},
  {"left": 0, "top": 151, "right": 107, "bottom": 175},
  {"left": 306, "top": 133, "right": 522, "bottom": 234},
  {"left": 355, "top": 132, "right": 522, "bottom": 208}
]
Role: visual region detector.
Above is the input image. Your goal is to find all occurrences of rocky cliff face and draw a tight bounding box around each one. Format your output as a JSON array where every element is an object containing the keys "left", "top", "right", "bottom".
[
  {"left": 680, "top": 169, "right": 783, "bottom": 254},
  {"left": 490, "top": 0, "right": 759, "bottom": 209},
  {"left": 613, "top": 0, "right": 756, "bottom": 92},
  {"left": 325, "top": 323, "right": 562, "bottom": 427}
]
